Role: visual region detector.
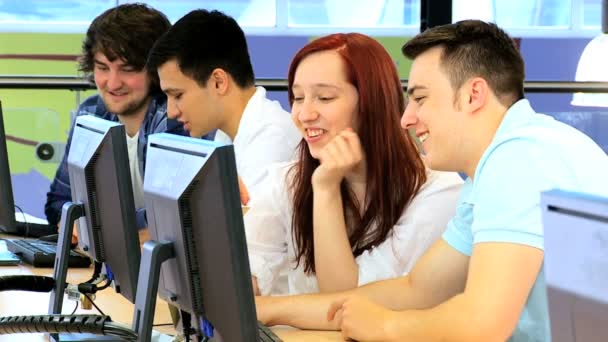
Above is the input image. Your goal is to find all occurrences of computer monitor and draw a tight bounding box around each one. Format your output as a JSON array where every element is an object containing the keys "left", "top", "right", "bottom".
[
  {"left": 0, "top": 100, "right": 54, "bottom": 237},
  {"left": 140, "top": 133, "right": 259, "bottom": 341},
  {"left": 0, "top": 100, "right": 17, "bottom": 234},
  {"left": 542, "top": 189, "right": 608, "bottom": 342},
  {"left": 67, "top": 115, "right": 141, "bottom": 303}
]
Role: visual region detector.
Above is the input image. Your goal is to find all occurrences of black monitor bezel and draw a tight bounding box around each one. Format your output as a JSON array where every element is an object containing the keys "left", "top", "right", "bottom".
[{"left": 0, "top": 100, "right": 18, "bottom": 234}]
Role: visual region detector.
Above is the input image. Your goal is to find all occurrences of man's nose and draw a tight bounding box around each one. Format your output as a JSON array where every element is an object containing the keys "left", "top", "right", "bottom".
[{"left": 401, "top": 103, "right": 418, "bottom": 130}]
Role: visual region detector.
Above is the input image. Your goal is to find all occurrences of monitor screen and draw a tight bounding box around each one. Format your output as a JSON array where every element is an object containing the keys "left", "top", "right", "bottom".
[
  {"left": 68, "top": 115, "right": 140, "bottom": 303},
  {"left": 542, "top": 189, "right": 608, "bottom": 342},
  {"left": 144, "top": 133, "right": 258, "bottom": 341},
  {"left": 0, "top": 100, "right": 18, "bottom": 233}
]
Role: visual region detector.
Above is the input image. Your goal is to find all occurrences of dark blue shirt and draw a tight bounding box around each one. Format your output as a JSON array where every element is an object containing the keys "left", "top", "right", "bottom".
[{"left": 44, "top": 92, "right": 188, "bottom": 229}]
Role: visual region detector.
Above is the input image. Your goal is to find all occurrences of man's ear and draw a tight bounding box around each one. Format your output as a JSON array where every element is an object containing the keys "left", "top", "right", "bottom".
[
  {"left": 465, "top": 77, "right": 489, "bottom": 114},
  {"left": 210, "top": 68, "right": 229, "bottom": 95}
]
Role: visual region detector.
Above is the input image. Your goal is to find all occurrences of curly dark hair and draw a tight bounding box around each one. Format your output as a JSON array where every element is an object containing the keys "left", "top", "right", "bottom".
[{"left": 78, "top": 3, "right": 171, "bottom": 94}]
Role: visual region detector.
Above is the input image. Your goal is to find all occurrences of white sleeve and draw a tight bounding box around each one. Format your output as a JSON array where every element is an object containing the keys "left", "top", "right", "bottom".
[
  {"left": 244, "top": 164, "right": 292, "bottom": 295},
  {"left": 356, "top": 171, "right": 463, "bottom": 286}
]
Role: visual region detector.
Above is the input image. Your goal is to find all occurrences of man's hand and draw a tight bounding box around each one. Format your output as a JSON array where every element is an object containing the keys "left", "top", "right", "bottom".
[
  {"left": 252, "top": 276, "right": 260, "bottom": 295},
  {"left": 71, "top": 222, "right": 79, "bottom": 245},
  {"left": 312, "top": 129, "right": 364, "bottom": 190},
  {"left": 138, "top": 228, "right": 150, "bottom": 248},
  {"left": 238, "top": 176, "right": 250, "bottom": 206},
  {"left": 328, "top": 295, "right": 396, "bottom": 342}
]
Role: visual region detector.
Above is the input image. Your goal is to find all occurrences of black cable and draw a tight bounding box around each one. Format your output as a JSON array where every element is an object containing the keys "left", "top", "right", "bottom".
[
  {"left": 152, "top": 323, "right": 174, "bottom": 327},
  {"left": 96, "top": 277, "right": 112, "bottom": 291},
  {"left": 71, "top": 300, "right": 78, "bottom": 315},
  {"left": 84, "top": 261, "right": 103, "bottom": 284},
  {"left": 0, "top": 315, "right": 136, "bottom": 340},
  {"left": 76, "top": 274, "right": 110, "bottom": 301},
  {"left": 83, "top": 293, "right": 106, "bottom": 316},
  {"left": 0, "top": 275, "right": 55, "bottom": 292},
  {"left": 78, "top": 275, "right": 111, "bottom": 296},
  {"left": 13, "top": 205, "right": 29, "bottom": 237},
  {"left": 77, "top": 283, "right": 98, "bottom": 295},
  {"left": 181, "top": 310, "right": 192, "bottom": 342}
]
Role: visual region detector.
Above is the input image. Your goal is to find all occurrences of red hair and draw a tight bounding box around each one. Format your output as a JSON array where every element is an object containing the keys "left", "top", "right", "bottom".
[{"left": 287, "top": 33, "right": 427, "bottom": 274}]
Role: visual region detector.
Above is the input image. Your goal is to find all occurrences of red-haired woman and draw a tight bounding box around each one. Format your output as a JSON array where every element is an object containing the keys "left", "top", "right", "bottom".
[{"left": 245, "top": 33, "right": 462, "bottom": 296}]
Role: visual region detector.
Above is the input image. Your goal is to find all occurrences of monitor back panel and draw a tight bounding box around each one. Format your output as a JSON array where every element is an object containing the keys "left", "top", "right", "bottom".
[
  {"left": 542, "top": 190, "right": 608, "bottom": 342},
  {"left": 145, "top": 134, "right": 258, "bottom": 341},
  {"left": 68, "top": 116, "right": 139, "bottom": 302}
]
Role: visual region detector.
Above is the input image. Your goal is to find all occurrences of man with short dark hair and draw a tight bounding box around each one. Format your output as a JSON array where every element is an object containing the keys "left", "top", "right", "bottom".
[
  {"left": 255, "top": 20, "right": 608, "bottom": 341},
  {"left": 147, "top": 10, "right": 300, "bottom": 199},
  {"left": 45, "top": 3, "right": 187, "bottom": 241}
]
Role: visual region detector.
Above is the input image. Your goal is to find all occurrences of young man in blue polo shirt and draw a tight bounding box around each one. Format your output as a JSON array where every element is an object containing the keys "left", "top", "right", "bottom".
[
  {"left": 44, "top": 4, "right": 189, "bottom": 242},
  {"left": 255, "top": 20, "right": 608, "bottom": 341}
]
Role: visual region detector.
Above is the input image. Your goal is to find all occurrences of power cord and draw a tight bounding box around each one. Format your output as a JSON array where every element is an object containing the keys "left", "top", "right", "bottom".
[
  {"left": 83, "top": 293, "right": 106, "bottom": 316},
  {"left": 13, "top": 205, "right": 29, "bottom": 237},
  {"left": 71, "top": 300, "right": 78, "bottom": 315},
  {"left": 180, "top": 310, "right": 193, "bottom": 342},
  {"left": 84, "top": 261, "right": 103, "bottom": 284},
  {"left": 153, "top": 323, "right": 174, "bottom": 327},
  {"left": 95, "top": 277, "right": 112, "bottom": 291}
]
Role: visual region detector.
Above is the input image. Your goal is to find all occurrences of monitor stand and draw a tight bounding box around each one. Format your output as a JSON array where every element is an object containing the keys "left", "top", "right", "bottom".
[
  {"left": 47, "top": 205, "right": 178, "bottom": 341},
  {"left": 132, "top": 240, "right": 175, "bottom": 342},
  {"left": 48, "top": 202, "right": 122, "bottom": 342}
]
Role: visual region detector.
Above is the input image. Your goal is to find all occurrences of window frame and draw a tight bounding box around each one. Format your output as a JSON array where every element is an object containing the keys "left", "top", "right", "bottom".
[{"left": 0, "top": 0, "right": 602, "bottom": 37}]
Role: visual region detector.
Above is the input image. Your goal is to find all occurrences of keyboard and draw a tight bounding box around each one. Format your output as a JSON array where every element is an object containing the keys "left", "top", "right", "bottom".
[
  {"left": 5, "top": 239, "right": 91, "bottom": 268},
  {"left": 14, "top": 212, "right": 56, "bottom": 237},
  {"left": 258, "top": 321, "right": 282, "bottom": 342}
]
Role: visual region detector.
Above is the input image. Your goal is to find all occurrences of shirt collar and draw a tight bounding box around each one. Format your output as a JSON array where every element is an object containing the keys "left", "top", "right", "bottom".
[
  {"left": 234, "top": 86, "right": 265, "bottom": 144},
  {"left": 493, "top": 98, "right": 534, "bottom": 139},
  {"left": 471, "top": 98, "right": 534, "bottom": 182}
]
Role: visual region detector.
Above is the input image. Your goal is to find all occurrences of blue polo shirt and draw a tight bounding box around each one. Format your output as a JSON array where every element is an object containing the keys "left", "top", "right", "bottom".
[{"left": 443, "top": 99, "right": 608, "bottom": 341}]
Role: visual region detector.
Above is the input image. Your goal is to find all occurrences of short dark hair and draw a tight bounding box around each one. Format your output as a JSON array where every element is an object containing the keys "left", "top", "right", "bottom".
[
  {"left": 79, "top": 3, "right": 171, "bottom": 93},
  {"left": 402, "top": 20, "right": 525, "bottom": 107},
  {"left": 147, "top": 9, "right": 255, "bottom": 89}
]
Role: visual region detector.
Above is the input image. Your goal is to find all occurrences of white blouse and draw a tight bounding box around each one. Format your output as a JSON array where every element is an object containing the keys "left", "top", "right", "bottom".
[{"left": 244, "top": 162, "right": 463, "bottom": 295}]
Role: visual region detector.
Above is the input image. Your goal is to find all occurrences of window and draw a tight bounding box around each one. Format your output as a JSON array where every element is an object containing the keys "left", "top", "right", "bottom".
[
  {"left": 583, "top": 0, "right": 602, "bottom": 28},
  {"left": 287, "top": 0, "right": 419, "bottom": 28},
  {"left": 136, "top": 0, "right": 276, "bottom": 27},
  {"left": 494, "top": 0, "right": 571, "bottom": 28},
  {"left": 0, "top": 0, "right": 602, "bottom": 37},
  {"left": 0, "top": 0, "right": 114, "bottom": 33}
]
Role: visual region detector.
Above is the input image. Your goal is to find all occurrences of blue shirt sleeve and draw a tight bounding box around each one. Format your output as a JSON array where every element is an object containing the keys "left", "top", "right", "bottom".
[
  {"left": 442, "top": 178, "right": 474, "bottom": 256},
  {"left": 44, "top": 96, "right": 104, "bottom": 227},
  {"left": 44, "top": 116, "right": 77, "bottom": 226},
  {"left": 135, "top": 208, "right": 147, "bottom": 230}
]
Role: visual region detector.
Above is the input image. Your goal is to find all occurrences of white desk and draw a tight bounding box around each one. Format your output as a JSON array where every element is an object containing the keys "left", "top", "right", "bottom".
[{"left": 0, "top": 241, "right": 343, "bottom": 341}]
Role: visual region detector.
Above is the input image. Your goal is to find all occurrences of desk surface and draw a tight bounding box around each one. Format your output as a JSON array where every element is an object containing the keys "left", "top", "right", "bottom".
[{"left": 0, "top": 241, "right": 342, "bottom": 341}]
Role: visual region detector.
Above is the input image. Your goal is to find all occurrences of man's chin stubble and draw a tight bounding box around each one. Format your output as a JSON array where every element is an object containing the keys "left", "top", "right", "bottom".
[{"left": 104, "top": 95, "right": 150, "bottom": 117}]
